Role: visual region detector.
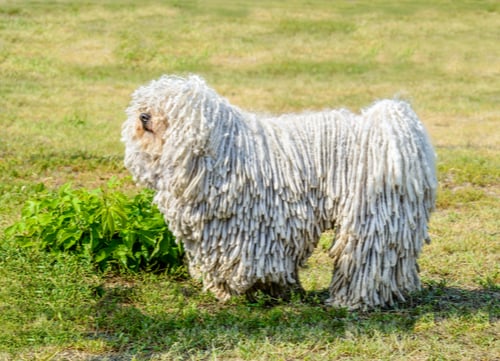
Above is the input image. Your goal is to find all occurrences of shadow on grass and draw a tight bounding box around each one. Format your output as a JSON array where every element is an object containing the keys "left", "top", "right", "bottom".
[
  {"left": 404, "top": 281, "right": 499, "bottom": 320},
  {"left": 87, "top": 280, "right": 499, "bottom": 358}
]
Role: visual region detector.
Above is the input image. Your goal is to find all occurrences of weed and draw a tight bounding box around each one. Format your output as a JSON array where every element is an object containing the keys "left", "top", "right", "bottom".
[{"left": 6, "top": 181, "right": 183, "bottom": 273}]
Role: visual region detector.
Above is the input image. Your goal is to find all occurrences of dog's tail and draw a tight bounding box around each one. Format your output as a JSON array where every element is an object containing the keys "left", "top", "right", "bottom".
[{"left": 328, "top": 99, "right": 437, "bottom": 309}]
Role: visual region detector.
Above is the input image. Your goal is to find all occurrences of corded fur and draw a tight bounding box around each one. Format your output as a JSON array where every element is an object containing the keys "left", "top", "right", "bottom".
[{"left": 122, "top": 75, "right": 437, "bottom": 310}]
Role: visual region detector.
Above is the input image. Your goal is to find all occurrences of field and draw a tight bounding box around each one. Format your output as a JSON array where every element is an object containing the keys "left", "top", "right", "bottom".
[{"left": 0, "top": 0, "right": 499, "bottom": 360}]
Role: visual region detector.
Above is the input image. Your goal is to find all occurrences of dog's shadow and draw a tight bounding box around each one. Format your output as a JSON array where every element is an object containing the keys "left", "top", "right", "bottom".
[{"left": 87, "top": 280, "right": 498, "bottom": 358}]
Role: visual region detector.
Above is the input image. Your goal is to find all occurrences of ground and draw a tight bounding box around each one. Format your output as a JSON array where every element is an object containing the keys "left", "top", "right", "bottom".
[{"left": 0, "top": 1, "right": 498, "bottom": 360}]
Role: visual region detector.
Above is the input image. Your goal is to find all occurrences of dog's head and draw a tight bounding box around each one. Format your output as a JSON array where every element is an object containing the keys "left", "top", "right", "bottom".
[
  {"left": 124, "top": 75, "right": 198, "bottom": 156},
  {"left": 122, "top": 75, "right": 216, "bottom": 188}
]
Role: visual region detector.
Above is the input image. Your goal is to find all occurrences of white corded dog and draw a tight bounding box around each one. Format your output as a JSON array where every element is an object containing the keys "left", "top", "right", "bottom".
[{"left": 122, "top": 75, "right": 437, "bottom": 310}]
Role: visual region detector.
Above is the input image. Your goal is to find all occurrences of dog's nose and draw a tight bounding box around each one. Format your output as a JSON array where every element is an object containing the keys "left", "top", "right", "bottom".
[{"left": 140, "top": 113, "right": 153, "bottom": 131}]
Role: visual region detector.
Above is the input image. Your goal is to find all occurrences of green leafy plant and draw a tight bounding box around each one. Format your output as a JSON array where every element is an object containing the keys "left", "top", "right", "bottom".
[{"left": 5, "top": 181, "right": 184, "bottom": 273}]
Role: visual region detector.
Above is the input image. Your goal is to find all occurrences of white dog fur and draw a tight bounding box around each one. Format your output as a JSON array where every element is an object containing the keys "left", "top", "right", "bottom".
[{"left": 122, "top": 75, "right": 437, "bottom": 310}]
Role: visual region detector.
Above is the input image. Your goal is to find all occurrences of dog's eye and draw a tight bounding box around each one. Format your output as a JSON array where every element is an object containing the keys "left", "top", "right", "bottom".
[{"left": 140, "top": 113, "right": 151, "bottom": 123}]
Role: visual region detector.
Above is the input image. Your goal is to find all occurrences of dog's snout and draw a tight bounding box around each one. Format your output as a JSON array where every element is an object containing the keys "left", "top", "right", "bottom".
[{"left": 140, "top": 113, "right": 153, "bottom": 131}]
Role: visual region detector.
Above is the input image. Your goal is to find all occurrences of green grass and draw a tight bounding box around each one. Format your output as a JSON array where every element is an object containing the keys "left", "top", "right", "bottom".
[{"left": 1, "top": 0, "right": 499, "bottom": 360}]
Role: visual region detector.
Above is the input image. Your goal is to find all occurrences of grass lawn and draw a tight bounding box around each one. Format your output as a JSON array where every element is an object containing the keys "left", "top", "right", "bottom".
[{"left": 0, "top": 1, "right": 499, "bottom": 360}]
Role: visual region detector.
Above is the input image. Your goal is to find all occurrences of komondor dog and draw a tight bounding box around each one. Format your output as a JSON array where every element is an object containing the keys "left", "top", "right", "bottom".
[{"left": 122, "top": 75, "right": 437, "bottom": 310}]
